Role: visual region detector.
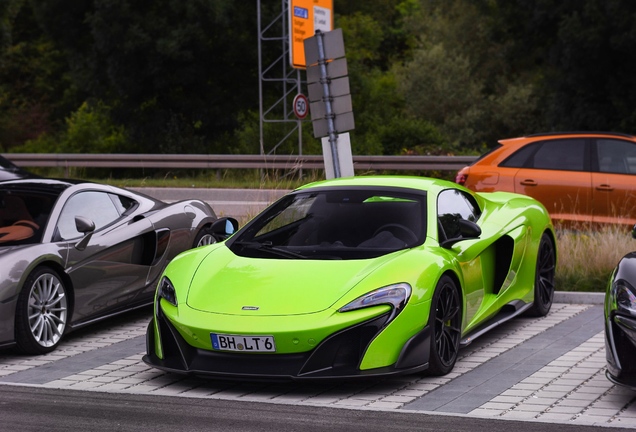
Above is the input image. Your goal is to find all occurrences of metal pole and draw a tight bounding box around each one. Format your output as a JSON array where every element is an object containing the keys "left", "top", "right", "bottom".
[
  {"left": 297, "top": 69, "right": 303, "bottom": 179},
  {"left": 315, "top": 30, "right": 341, "bottom": 178},
  {"left": 257, "top": 0, "right": 264, "bottom": 158}
]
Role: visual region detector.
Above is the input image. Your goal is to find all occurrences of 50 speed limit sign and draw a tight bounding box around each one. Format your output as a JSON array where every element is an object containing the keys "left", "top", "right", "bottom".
[{"left": 293, "top": 94, "right": 309, "bottom": 119}]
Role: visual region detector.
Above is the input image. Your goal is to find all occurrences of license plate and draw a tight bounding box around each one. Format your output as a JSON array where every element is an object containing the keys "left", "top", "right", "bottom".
[{"left": 211, "top": 333, "right": 276, "bottom": 352}]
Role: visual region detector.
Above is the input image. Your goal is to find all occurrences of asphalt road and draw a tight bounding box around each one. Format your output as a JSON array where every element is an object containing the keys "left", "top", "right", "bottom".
[
  {"left": 130, "top": 187, "right": 289, "bottom": 221},
  {"left": 0, "top": 385, "right": 628, "bottom": 432}
]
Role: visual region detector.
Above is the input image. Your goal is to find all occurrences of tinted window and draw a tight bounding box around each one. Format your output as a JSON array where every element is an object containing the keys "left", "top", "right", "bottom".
[
  {"left": 500, "top": 142, "right": 539, "bottom": 168},
  {"left": 596, "top": 139, "right": 636, "bottom": 174},
  {"left": 437, "top": 189, "right": 481, "bottom": 240},
  {"left": 230, "top": 188, "right": 427, "bottom": 260},
  {"left": 501, "top": 139, "right": 586, "bottom": 171},
  {"left": 57, "top": 192, "right": 128, "bottom": 240}
]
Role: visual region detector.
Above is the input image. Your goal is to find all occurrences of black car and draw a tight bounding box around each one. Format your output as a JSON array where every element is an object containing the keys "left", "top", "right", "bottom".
[{"left": 605, "top": 224, "right": 636, "bottom": 390}]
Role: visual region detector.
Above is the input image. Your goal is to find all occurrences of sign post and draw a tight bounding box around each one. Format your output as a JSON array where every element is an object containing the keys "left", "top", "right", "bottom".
[{"left": 304, "top": 28, "right": 355, "bottom": 178}]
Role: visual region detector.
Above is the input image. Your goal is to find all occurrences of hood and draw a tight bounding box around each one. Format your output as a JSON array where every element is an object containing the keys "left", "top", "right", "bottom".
[{"left": 185, "top": 246, "right": 403, "bottom": 316}]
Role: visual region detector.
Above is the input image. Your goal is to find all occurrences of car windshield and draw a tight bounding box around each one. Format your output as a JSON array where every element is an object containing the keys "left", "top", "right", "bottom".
[
  {"left": 0, "top": 190, "right": 57, "bottom": 246},
  {"left": 229, "top": 187, "right": 427, "bottom": 260}
]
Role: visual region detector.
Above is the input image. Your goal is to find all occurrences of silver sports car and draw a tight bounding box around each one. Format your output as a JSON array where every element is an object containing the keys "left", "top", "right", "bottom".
[{"left": 0, "top": 178, "right": 221, "bottom": 354}]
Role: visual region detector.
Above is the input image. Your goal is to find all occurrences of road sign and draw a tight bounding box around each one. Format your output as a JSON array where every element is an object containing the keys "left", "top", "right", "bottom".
[
  {"left": 306, "top": 57, "right": 348, "bottom": 83},
  {"left": 304, "top": 28, "right": 344, "bottom": 67},
  {"left": 289, "top": 0, "right": 333, "bottom": 69},
  {"left": 312, "top": 112, "right": 355, "bottom": 138},
  {"left": 302, "top": 27, "right": 354, "bottom": 178},
  {"left": 293, "top": 94, "right": 309, "bottom": 119}
]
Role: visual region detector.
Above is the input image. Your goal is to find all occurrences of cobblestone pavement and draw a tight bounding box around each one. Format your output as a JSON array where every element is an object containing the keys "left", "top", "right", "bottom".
[{"left": 1, "top": 302, "right": 635, "bottom": 429}]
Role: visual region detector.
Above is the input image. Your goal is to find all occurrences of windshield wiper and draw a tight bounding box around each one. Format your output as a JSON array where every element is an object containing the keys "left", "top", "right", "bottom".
[{"left": 233, "top": 241, "right": 307, "bottom": 259}]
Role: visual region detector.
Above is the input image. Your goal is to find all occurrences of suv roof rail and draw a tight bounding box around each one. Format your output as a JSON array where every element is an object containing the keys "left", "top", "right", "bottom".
[{"left": 524, "top": 131, "right": 635, "bottom": 139}]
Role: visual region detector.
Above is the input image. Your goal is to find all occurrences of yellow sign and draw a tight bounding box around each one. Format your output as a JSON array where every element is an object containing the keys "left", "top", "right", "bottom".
[{"left": 289, "top": 0, "right": 333, "bottom": 69}]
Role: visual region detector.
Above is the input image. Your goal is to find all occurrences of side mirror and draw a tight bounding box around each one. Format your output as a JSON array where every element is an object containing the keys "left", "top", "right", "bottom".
[
  {"left": 459, "top": 219, "right": 481, "bottom": 238},
  {"left": 441, "top": 219, "right": 481, "bottom": 249},
  {"left": 74, "top": 216, "right": 95, "bottom": 251},
  {"left": 210, "top": 217, "right": 239, "bottom": 240},
  {"left": 632, "top": 224, "right": 636, "bottom": 239}
]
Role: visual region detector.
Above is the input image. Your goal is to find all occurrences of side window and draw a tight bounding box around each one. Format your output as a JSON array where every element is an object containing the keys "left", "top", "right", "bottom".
[
  {"left": 56, "top": 192, "right": 126, "bottom": 240},
  {"left": 501, "top": 139, "right": 586, "bottom": 171},
  {"left": 535, "top": 139, "right": 586, "bottom": 170},
  {"left": 437, "top": 189, "right": 481, "bottom": 240},
  {"left": 596, "top": 139, "right": 636, "bottom": 174},
  {"left": 500, "top": 142, "right": 539, "bottom": 168}
]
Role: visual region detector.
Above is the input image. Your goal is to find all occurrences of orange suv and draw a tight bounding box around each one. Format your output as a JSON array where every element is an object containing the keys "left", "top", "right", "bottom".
[{"left": 455, "top": 132, "right": 636, "bottom": 226}]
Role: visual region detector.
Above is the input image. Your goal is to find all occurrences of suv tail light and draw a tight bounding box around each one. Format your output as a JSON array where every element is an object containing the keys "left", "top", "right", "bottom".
[{"left": 455, "top": 171, "right": 468, "bottom": 185}]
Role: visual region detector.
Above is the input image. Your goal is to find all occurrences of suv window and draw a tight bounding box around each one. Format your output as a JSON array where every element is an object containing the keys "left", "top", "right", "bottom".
[
  {"left": 596, "top": 139, "right": 636, "bottom": 174},
  {"left": 500, "top": 142, "right": 539, "bottom": 168},
  {"left": 501, "top": 139, "right": 586, "bottom": 171}
]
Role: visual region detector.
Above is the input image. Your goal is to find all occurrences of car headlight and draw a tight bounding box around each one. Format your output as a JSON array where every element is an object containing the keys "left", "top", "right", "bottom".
[
  {"left": 339, "top": 283, "right": 412, "bottom": 318},
  {"left": 611, "top": 281, "right": 636, "bottom": 317},
  {"left": 158, "top": 276, "right": 178, "bottom": 307}
]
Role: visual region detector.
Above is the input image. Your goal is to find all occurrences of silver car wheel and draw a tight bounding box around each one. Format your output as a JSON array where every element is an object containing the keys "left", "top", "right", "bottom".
[
  {"left": 196, "top": 233, "right": 217, "bottom": 247},
  {"left": 27, "top": 272, "right": 68, "bottom": 348}
]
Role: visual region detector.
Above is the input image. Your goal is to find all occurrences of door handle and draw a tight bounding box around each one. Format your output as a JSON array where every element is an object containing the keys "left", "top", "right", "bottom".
[
  {"left": 596, "top": 184, "right": 614, "bottom": 192},
  {"left": 519, "top": 179, "right": 538, "bottom": 186}
]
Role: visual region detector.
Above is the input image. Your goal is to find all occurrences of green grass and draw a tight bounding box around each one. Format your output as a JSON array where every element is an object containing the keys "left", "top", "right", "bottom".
[
  {"left": 555, "top": 225, "right": 635, "bottom": 292},
  {"left": 58, "top": 167, "right": 322, "bottom": 190}
]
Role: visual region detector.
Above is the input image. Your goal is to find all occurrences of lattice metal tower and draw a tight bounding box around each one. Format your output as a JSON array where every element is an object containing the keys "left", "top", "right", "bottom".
[{"left": 257, "top": 0, "right": 305, "bottom": 157}]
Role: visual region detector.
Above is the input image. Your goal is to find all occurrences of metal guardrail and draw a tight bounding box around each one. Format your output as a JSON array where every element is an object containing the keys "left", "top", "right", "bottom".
[{"left": 3, "top": 153, "right": 477, "bottom": 174}]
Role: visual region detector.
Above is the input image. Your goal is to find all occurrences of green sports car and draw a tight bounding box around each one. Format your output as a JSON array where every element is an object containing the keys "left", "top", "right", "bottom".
[{"left": 142, "top": 176, "right": 556, "bottom": 379}]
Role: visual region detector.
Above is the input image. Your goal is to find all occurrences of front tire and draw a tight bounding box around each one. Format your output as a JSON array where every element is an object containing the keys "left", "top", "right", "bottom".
[
  {"left": 15, "top": 267, "right": 69, "bottom": 354},
  {"left": 193, "top": 226, "right": 217, "bottom": 247},
  {"left": 526, "top": 233, "right": 556, "bottom": 317},
  {"left": 427, "top": 275, "right": 461, "bottom": 376}
]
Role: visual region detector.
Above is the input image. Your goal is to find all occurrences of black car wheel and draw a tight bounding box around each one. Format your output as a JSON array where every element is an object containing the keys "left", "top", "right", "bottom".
[
  {"left": 15, "top": 266, "right": 69, "bottom": 354},
  {"left": 526, "top": 233, "right": 556, "bottom": 317},
  {"left": 193, "top": 226, "right": 217, "bottom": 247},
  {"left": 428, "top": 275, "right": 461, "bottom": 376}
]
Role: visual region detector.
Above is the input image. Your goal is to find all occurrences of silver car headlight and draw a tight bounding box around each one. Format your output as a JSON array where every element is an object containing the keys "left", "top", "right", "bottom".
[
  {"left": 611, "top": 281, "right": 636, "bottom": 317},
  {"left": 158, "top": 276, "right": 178, "bottom": 307},
  {"left": 339, "top": 283, "right": 412, "bottom": 318}
]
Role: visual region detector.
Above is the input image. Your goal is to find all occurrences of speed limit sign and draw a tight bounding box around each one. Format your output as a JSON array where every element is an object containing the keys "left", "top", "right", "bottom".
[{"left": 293, "top": 94, "right": 309, "bottom": 119}]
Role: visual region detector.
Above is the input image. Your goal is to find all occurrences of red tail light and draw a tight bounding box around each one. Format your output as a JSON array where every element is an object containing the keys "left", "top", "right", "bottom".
[{"left": 455, "top": 172, "right": 468, "bottom": 185}]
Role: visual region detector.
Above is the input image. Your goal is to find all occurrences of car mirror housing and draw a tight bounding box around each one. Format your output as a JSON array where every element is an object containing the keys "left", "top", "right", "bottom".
[
  {"left": 441, "top": 219, "right": 481, "bottom": 249},
  {"left": 459, "top": 219, "right": 482, "bottom": 238},
  {"left": 75, "top": 216, "right": 95, "bottom": 234},
  {"left": 210, "top": 217, "right": 239, "bottom": 240},
  {"left": 74, "top": 216, "right": 95, "bottom": 251}
]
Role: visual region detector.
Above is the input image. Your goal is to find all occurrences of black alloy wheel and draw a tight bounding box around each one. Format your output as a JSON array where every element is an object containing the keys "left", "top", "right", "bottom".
[
  {"left": 526, "top": 233, "right": 556, "bottom": 317},
  {"left": 427, "top": 275, "right": 461, "bottom": 376}
]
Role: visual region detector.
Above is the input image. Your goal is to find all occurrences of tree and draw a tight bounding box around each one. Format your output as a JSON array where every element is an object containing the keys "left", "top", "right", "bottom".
[
  {"left": 28, "top": 0, "right": 261, "bottom": 154},
  {"left": 0, "top": 1, "right": 72, "bottom": 150},
  {"left": 394, "top": 0, "right": 542, "bottom": 150},
  {"left": 489, "top": 0, "right": 636, "bottom": 133}
]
